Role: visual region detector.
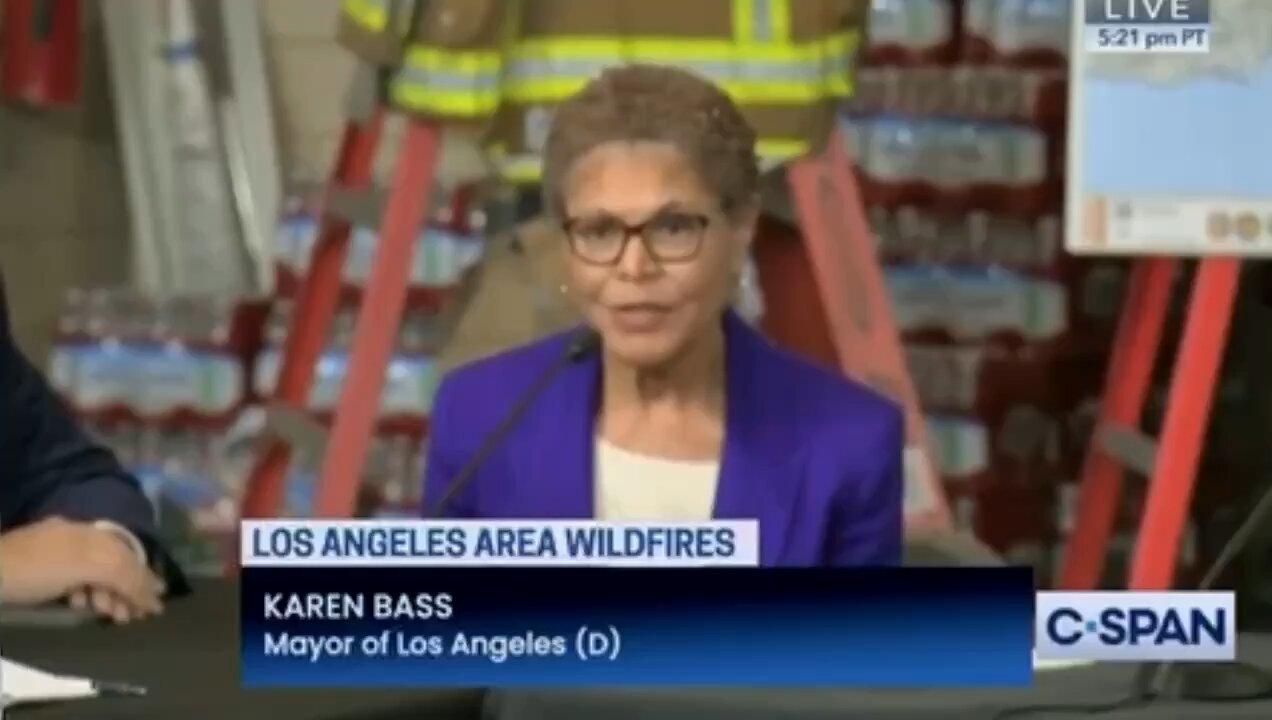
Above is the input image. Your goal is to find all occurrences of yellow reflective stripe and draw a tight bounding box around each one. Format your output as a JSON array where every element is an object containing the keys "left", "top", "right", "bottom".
[
  {"left": 394, "top": 33, "right": 859, "bottom": 77},
  {"left": 824, "top": 77, "right": 851, "bottom": 96},
  {"left": 490, "top": 137, "right": 813, "bottom": 183},
  {"left": 391, "top": 43, "right": 504, "bottom": 116},
  {"left": 756, "top": 137, "right": 809, "bottom": 158},
  {"left": 343, "top": 0, "right": 414, "bottom": 36},
  {"left": 390, "top": 28, "right": 859, "bottom": 116},
  {"left": 390, "top": 82, "right": 501, "bottom": 116},
  {"left": 399, "top": 44, "right": 503, "bottom": 74},
  {"left": 496, "top": 156, "right": 544, "bottom": 183},
  {"left": 506, "top": 77, "right": 846, "bottom": 104},
  {"left": 511, "top": 32, "right": 856, "bottom": 63},
  {"left": 491, "top": 139, "right": 809, "bottom": 158},
  {"left": 503, "top": 33, "right": 857, "bottom": 104},
  {"left": 485, "top": 145, "right": 538, "bottom": 182},
  {"left": 342, "top": 0, "right": 387, "bottom": 32},
  {"left": 395, "top": 73, "right": 854, "bottom": 116}
]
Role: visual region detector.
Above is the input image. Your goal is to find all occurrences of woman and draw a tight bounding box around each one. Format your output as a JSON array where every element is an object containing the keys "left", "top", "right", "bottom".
[{"left": 423, "top": 64, "right": 903, "bottom": 565}]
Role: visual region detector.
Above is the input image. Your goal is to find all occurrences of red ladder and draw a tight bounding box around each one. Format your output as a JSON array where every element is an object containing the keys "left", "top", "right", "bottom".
[
  {"left": 1057, "top": 257, "right": 1241, "bottom": 589},
  {"left": 240, "top": 65, "right": 441, "bottom": 519},
  {"left": 787, "top": 131, "right": 949, "bottom": 531}
]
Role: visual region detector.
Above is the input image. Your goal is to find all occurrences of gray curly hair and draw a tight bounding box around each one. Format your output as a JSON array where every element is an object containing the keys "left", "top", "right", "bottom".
[{"left": 540, "top": 64, "right": 760, "bottom": 222}]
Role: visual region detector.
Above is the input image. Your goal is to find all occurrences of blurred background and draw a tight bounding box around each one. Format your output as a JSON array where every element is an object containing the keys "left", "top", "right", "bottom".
[{"left": 0, "top": 0, "right": 1269, "bottom": 620}]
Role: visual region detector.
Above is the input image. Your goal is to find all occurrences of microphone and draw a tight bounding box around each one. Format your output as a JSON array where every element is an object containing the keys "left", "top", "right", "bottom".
[{"left": 426, "top": 328, "right": 601, "bottom": 517}]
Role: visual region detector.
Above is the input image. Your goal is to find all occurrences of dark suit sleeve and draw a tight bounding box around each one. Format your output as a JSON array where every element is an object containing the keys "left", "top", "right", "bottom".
[
  {"left": 826, "top": 408, "right": 905, "bottom": 566},
  {"left": 0, "top": 283, "right": 189, "bottom": 594},
  {"left": 420, "top": 374, "right": 479, "bottom": 518}
]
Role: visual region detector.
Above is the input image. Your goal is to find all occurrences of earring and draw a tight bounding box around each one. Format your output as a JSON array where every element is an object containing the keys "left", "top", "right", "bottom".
[{"left": 559, "top": 284, "right": 568, "bottom": 295}]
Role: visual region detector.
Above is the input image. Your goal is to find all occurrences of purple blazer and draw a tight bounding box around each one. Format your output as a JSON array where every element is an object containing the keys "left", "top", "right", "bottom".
[{"left": 422, "top": 311, "right": 904, "bottom": 566}]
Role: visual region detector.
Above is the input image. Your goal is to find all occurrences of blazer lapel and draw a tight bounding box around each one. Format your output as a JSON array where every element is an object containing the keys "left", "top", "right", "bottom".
[
  {"left": 525, "top": 344, "right": 598, "bottom": 518},
  {"left": 520, "top": 315, "right": 803, "bottom": 548},
  {"left": 712, "top": 312, "right": 802, "bottom": 565}
]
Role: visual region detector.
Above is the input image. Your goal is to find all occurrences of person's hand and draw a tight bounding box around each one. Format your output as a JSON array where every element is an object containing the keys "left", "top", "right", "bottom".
[
  {"left": 0, "top": 516, "right": 163, "bottom": 621},
  {"left": 68, "top": 581, "right": 164, "bottom": 624}
]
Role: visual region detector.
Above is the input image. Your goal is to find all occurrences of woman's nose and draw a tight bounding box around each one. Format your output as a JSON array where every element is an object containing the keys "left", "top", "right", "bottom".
[{"left": 615, "top": 232, "right": 657, "bottom": 278}]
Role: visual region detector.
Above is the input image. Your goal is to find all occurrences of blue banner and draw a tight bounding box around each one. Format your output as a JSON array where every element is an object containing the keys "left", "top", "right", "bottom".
[{"left": 241, "top": 568, "right": 1034, "bottom": 686}]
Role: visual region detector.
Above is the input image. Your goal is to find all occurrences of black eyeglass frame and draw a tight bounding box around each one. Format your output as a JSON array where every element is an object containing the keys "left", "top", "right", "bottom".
[{"left": 560, "top": 212, "right": 712, "bottom": 266}]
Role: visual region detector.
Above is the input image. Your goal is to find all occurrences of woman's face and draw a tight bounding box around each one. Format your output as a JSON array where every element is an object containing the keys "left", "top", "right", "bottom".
[{"left": 560, "top": 141, "right": 752, "bottom": 368}]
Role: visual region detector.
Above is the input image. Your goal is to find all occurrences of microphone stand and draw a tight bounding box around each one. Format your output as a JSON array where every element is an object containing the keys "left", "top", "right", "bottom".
[
  {"left": 993, "top": 481, "right": 1272, "bottom": 719},
  {"left": 1129, "top": 482, "right": 1272, "bottom": 703}
]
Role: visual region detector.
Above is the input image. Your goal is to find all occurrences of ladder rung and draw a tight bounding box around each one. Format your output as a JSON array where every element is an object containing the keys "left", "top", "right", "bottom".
[
  {"left": 264, "top": 403, "right": 395, "bottom": 477},
  {"left": 264, "top": 403, "right": 329, "bottom": 459},
  {"left": 1096, "top": 423, "right": 1157, "bottom": 476},
  {"left": 326, "top": 184, "right": 389, "bottom": 228}
]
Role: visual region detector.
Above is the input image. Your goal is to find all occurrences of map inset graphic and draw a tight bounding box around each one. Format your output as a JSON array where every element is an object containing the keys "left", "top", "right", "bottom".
[
  {"left": 1069, "top": 0, "right": 1272, "bottom": 254},
  {"left": 1083, "top": 0, "right": 1272, "bottom": 197}
]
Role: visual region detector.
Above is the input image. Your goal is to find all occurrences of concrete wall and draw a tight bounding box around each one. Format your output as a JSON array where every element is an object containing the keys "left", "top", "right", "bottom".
[
  {"left": 4, "top": 0, "right": 494, "bottom": 362},
  {"left": 0, "top": 17, "right": 131, "bottom": 362},
  {"left": 261, "top": 0, "right": 356, "bottom": 184},
  {"left": 0, "top": 0, "right": 354, "bottom": 361}
]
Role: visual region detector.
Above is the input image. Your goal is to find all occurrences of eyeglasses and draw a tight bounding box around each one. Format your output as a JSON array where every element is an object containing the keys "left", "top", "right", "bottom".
[{"left": 562, "top": 211, "right": 711, "bottom": 266}]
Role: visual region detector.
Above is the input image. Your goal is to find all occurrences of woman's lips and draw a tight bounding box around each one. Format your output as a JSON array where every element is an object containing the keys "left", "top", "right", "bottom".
[{"left": 609, "top": 303, "right": 672, "bottom": 332}]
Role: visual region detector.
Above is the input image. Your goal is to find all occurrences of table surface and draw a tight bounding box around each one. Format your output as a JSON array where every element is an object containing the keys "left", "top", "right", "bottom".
[
  {"left": 490, "top": 638, "right": 1272, "bottom": 720},
  {"left": 5, "top": 580, "right": 1272, "bottom": 720},
  {"left": 4, "top": 581, "right": 481, "bottom": 720}
]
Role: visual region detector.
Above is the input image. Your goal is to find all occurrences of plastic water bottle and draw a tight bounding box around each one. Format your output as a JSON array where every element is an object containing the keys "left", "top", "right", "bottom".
[{"left": 48, "top": 288, "right": 88, "bottom": 404}]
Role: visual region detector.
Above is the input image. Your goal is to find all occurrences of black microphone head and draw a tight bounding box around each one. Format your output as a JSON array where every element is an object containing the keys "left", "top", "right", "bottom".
[{"left": 567, "top": 328, "right": 601, "bottom": 360}]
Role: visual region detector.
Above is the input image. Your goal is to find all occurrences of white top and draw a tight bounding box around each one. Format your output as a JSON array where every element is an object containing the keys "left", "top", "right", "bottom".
[{"left": 593, "top": 439, "right": 720, "bottom": 521}]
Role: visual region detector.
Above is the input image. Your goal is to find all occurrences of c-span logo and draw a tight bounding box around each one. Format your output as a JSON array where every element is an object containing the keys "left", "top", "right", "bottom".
[{"left": 1036, "top": 592, "right": 1235, "bottom": 662}]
